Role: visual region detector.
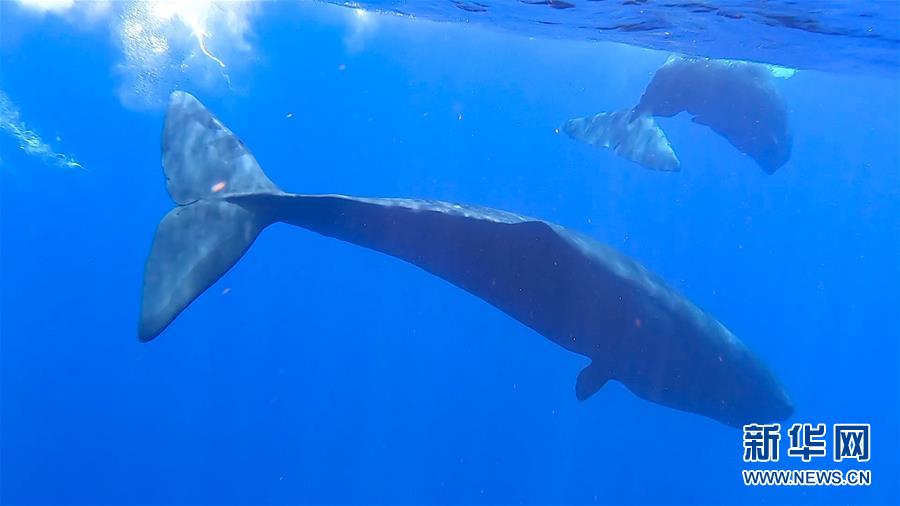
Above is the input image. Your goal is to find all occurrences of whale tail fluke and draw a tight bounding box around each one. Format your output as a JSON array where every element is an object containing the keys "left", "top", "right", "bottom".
[
  {"left": 139, "top": 92, "right": 280, "bottom": 342},
  {"left": 561, "top": 109, "right": 680, "bottom": 172}
]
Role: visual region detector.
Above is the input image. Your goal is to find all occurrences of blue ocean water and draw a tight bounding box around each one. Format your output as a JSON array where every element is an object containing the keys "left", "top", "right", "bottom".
[{"left": 0, "top": 2, "right": 897, "bottom": 505}]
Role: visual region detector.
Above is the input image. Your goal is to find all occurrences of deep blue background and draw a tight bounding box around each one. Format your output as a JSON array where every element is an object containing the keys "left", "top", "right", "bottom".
[{"left": 1, "top": 3, "right": 898, "bottom": 505}]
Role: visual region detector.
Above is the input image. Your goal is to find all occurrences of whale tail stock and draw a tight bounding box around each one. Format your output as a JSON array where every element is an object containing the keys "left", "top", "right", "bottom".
[{"left": 139, "top": 92, "right": 281, "bottom": 342}]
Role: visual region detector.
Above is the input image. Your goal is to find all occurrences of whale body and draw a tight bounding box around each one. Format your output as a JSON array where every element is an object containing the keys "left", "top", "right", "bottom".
[
  {"left": 564, "top": 56, "right": 792, "bottom": 173},
  {"left": 139, "top": 91, "right": 793, "bottom": 428}
]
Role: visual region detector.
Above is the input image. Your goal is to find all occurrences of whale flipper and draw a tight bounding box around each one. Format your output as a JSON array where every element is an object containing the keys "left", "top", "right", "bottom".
[{"left": 575, "top": 361, "right": 611, "bottom": 401}]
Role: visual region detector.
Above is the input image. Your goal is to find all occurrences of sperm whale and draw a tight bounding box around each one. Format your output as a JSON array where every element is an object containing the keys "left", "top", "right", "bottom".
[
  {"left": 563, "top": 56, "right": 792, "bottom": 173},
  {"left": 139, "top": 91, "right": 793, "bottom": 428}
]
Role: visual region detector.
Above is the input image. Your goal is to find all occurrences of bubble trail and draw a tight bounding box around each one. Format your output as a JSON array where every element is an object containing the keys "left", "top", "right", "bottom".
[{"left": 0, "top": 89, "right": 84, "bottom": 170}]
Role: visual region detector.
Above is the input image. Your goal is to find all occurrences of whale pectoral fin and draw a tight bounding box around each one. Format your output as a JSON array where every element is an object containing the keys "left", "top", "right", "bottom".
[
  {"left": 575, "top": 361, "right": 611, "bottom": 401},
  {"left": 690, "top": 114, "right": 711, "bottom": 127}
]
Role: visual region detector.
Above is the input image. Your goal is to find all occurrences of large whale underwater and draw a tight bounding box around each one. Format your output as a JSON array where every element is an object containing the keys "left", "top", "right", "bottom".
[
  {"left": 563, "top": 56, "right": 793, "bottom": 174},
  {"left": 139, "top": 91, "right": 793, "bottom": 428}
]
